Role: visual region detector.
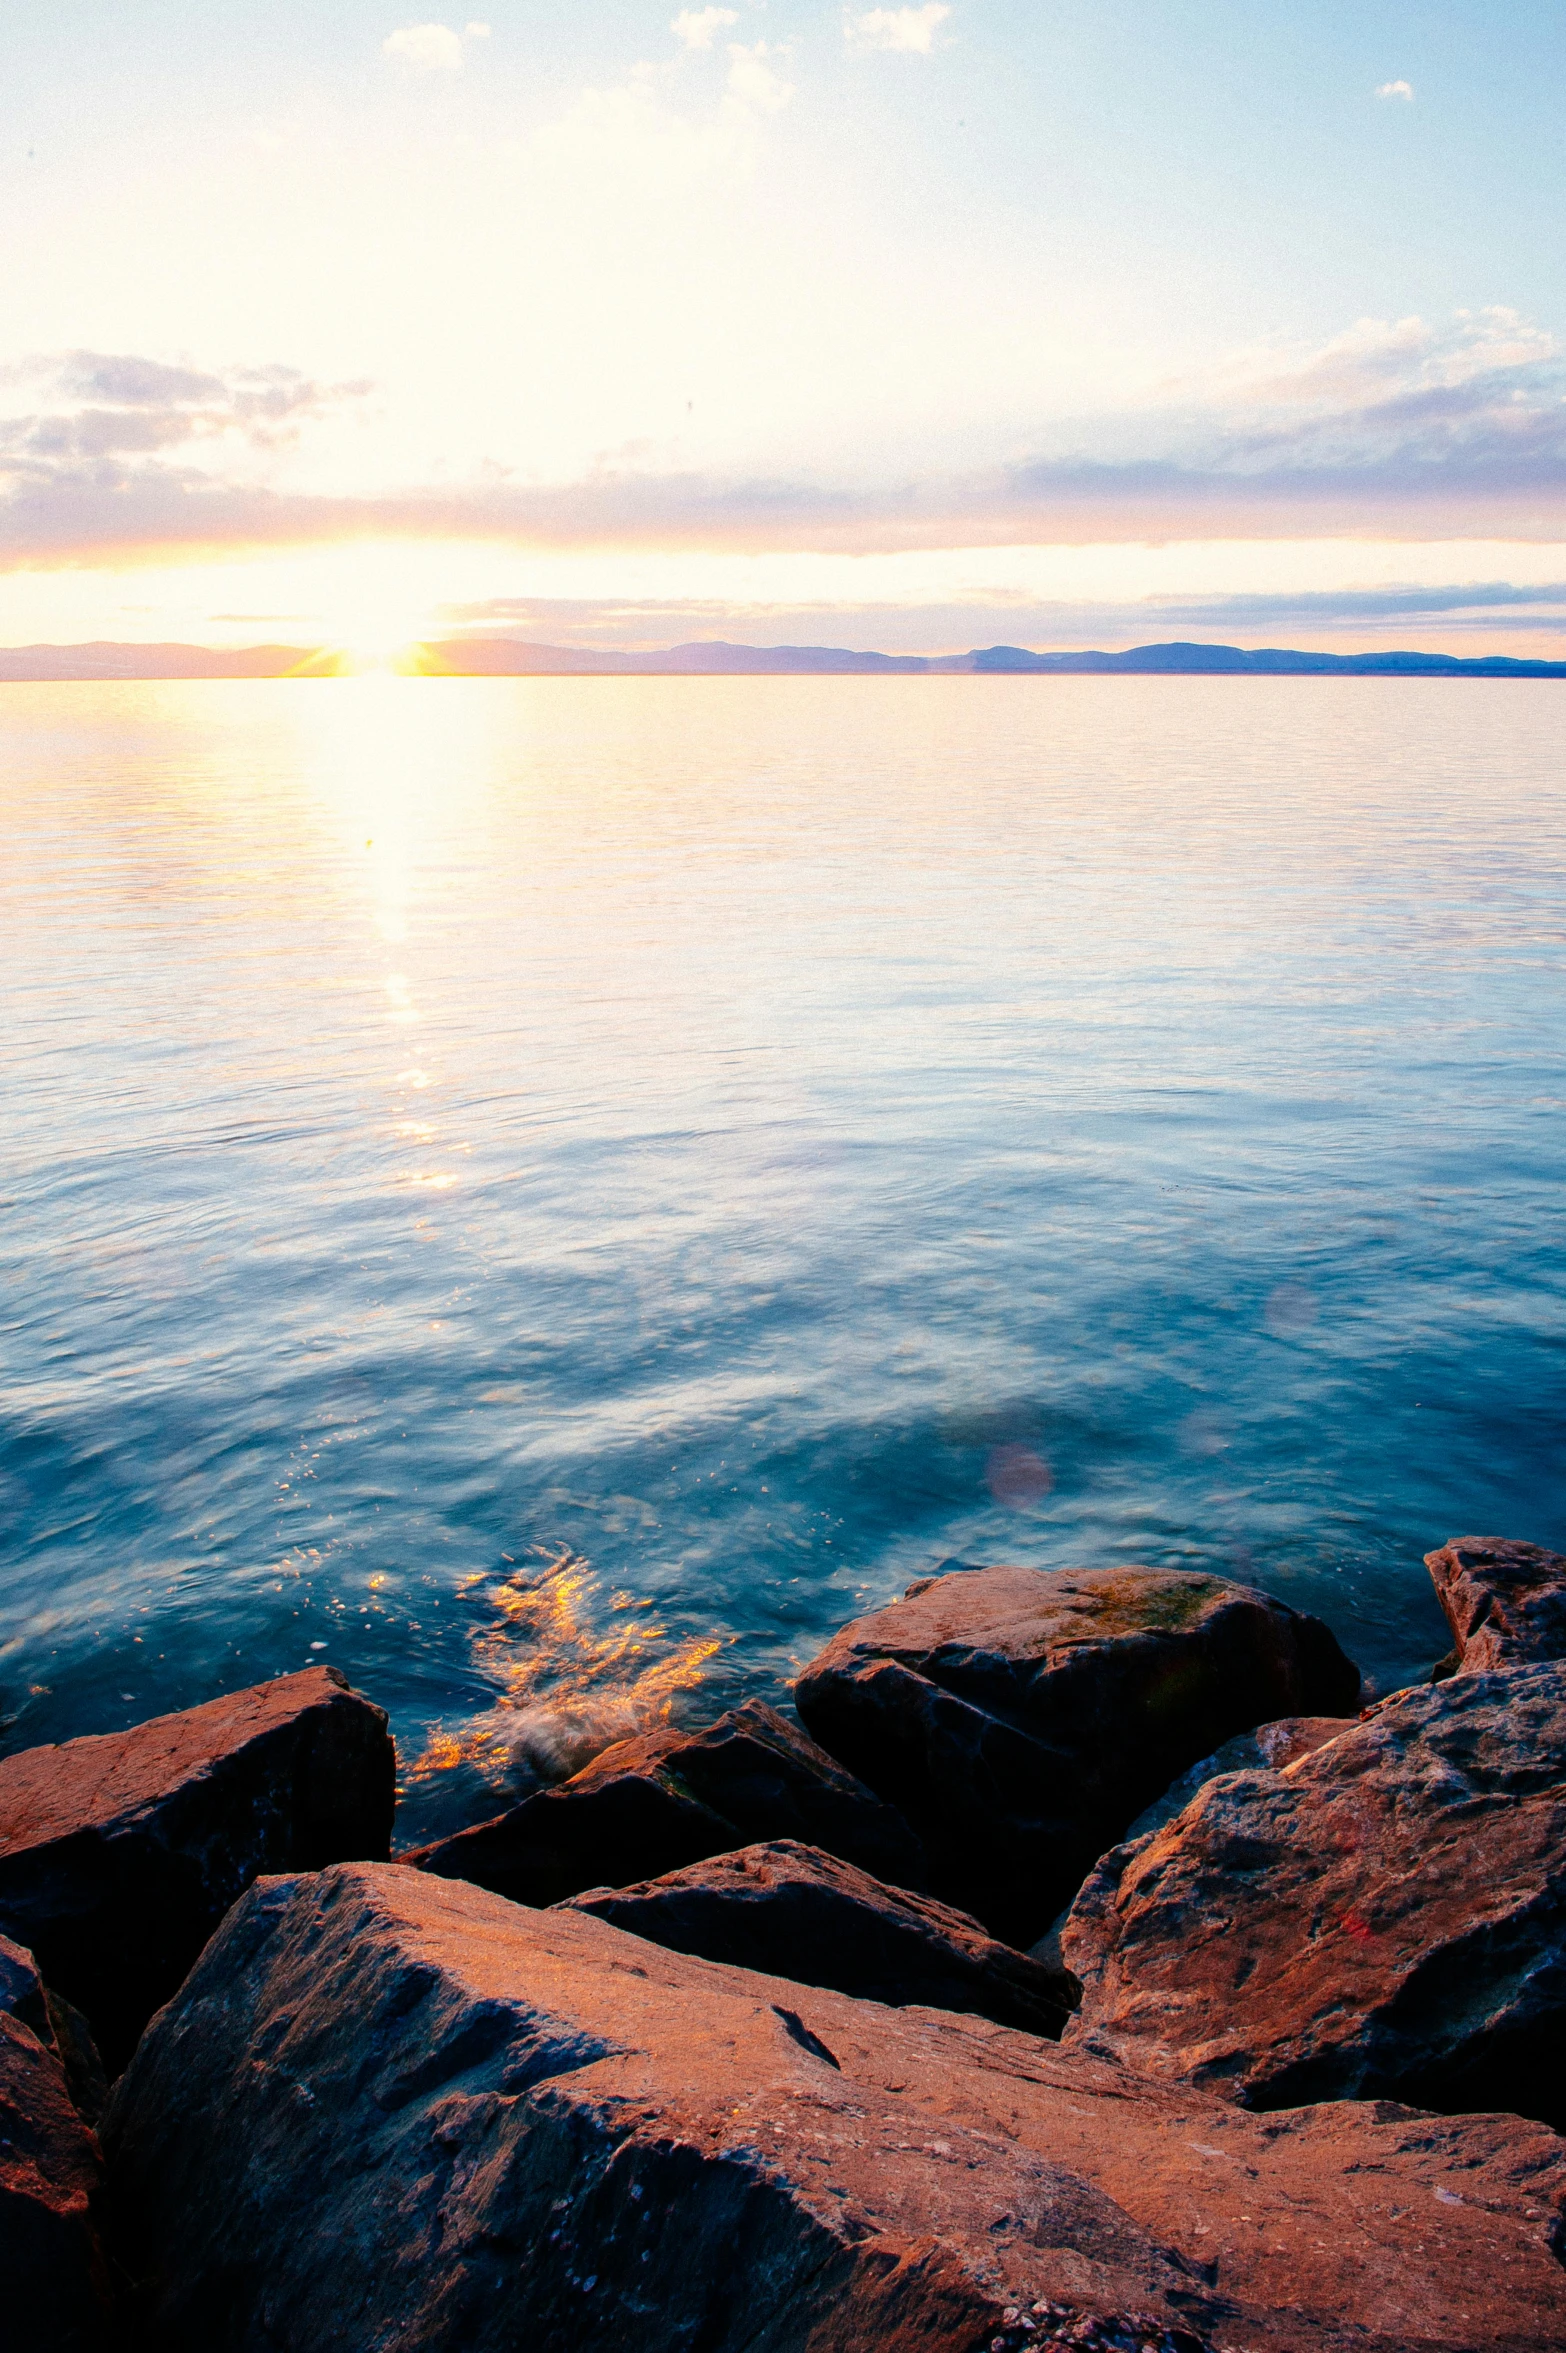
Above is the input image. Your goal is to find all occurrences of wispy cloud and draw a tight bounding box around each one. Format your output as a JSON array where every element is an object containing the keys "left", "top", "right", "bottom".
[
  {"left": 383, "top": 23, "right": 481, "bottom": 72},
  {"left": 1376, "top": 79, "right": 1414, "bottom": 101},
  {"left": 0, "top": 352, "right": 372, "bottom": 533},
  {"left": 672, "top": 8, "right": 739, "bottom": 49},
  {"left": 3, "top": 307, "right": 1564, "bottom": 570},
  {"left": 845, "top": 6, "right": 951, "bottom": 56}
]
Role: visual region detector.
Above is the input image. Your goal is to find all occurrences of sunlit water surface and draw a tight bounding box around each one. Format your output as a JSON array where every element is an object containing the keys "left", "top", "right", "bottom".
[{"left": 3, "top": 676, "right": 1563, "bottom": 1840}]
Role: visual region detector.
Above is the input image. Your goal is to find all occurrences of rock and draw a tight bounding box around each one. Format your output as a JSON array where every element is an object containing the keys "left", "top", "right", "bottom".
[
  {"left": 103, "top": 1862, "right": 1566, "bottom": 2352},
  {"left": 1425, "top": 1534, "right": 1566, "bottom": 1673},
  {"left": 794, "top": 1566, "right": 1359, "bottom": 1942},
  {"left": 1063, "top": 1662, "right": 1566, "bottom": 2129},
  {"left": 408, "top": 1699, "right": 925, "bottom": 1907},
  {"left": 1118, "top": 1715, "right": 1355, "bottom": 1847},
  {"left": 559, "top": 1838, "right": 1075, "bottom": 2036},
  {"left": 0, "top": 1929, "right": 109, "bottom": 2124},
  {"left": 1, "top": 2009, "right": 116, "bottom": 2350},
  {"left": 0, "top": 1926, "right": 54, "bottom": 2043},
  {"left": 0, "top": 1666, "right": 395, "bottom": 2072}
]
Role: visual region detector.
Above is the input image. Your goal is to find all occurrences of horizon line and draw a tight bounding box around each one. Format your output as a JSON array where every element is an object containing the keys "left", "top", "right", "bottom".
[{"left": 2, "top": 634, "right": 1565, "bottom": 682}]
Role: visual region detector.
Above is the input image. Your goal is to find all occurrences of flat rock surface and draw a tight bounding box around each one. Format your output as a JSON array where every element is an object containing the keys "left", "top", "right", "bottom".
[
  {"left": 1, "top": 2009, "right": 114, "bottom": 2351},
  {"left": 1425, "top": 1535, "right": 1566, "bottom": 1673},
  {"left": 1064, "top": 1663, "right": 1566, "bottom": 2129},
  {"left": 0, "top": 1666, "right": 394, "bottom": 2070},
  {"left": 103, "top": 1860, "right": 1566, "bottom": 2353},
  {"left": 795, "top": 1566, "right": 1359, "bottom": 1941},
  {"left": 409, "top": 1699, "right": 924, "bottom": 1907},
  {"left": 559, "top": 1838, "right": 1074, "bottom": 2036}
]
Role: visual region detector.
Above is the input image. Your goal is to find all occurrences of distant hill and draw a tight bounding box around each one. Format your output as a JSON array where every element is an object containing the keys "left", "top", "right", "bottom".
[
  {"left": 2, "top": 636, "right": 1563, "bottom": 681},
  {"left": 960, "top": 641, "right": 1566, "bottom": 678},
  {"left": 0, "top": 642, "right": 323, "bottom": 680}
]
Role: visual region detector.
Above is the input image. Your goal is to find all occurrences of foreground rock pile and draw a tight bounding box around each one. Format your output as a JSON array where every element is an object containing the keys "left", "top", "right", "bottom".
[
  {"left": 0, "top": 1539, "right": 1563, "bottom": 2350},
  {"left": 793, "top": 1564, "right": 1360, "bottom": 1942},
  {"left": 101, "top": 1864, "right": 1566, "bottom": 2353}
]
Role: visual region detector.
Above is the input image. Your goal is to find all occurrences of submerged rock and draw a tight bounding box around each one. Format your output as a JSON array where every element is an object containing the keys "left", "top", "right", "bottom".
[
  {"left": 408, "top": 1699, "right": 925, "bottom": 1907},
  {"left": 103, "top": 1861, "right": 1566, "bottom": 2352},
  {"left": 1063, "top": 1662, "right": 1566, "bottom": 2128},
  {"left": 1, "top": 2009, "right": 115, "bottom": 2351},
  {"left": 502, "top": 1695, "right": 647, "bottom": 1792},
  {"left": 794, "top": 1565, "right": 1359, "bottom": 1942},
  {"left": 0, "top": 1665, "right": 395, "bottom": 2071},
  {"left": 1425, "top": 1534, "right": 1566, "bottom": 1674},
  {"left": 559, "top": 1838, "right": 1074, "bottom": 2036}
]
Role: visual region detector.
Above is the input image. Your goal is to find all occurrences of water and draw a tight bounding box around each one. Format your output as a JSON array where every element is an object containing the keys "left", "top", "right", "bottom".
[{"left": 3, "top": 675, "right": 1563, "bottom": 1841}]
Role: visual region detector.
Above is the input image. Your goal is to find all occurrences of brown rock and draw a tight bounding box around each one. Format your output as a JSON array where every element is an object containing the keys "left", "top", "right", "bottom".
[
  {"left": 0, "top": 1926, "right": 54, "bottom": 2043},
  {"left": 794, "top": 1566, "right": 1359, "bottom": 1942},
  {"left": 1, "top": 2009, "right": 116, "bottom": 2350},
  {"left": 0, "top": 1666, "right": 394, "bottom": 2071},
  {"left": 1063, "top": 1662, "right": 1566, "bottom": 2129},
  {"left": 1118, "top": 1715, "right": 1356, "bottom": 1847},
  {"left": 408, "top": 1698, "right": 925, "bottom": 1907},
  {"left": 103, "top": 1861, "right": 1566, "bottom": 2352},
  {"left": 1425, "top": 1534, "right": 1566, "bottom": 1673},
  {"left": 0, "top": 1928, "right": 109, "bottom": 2124},
  {"left": 559, "top": 1838, "right": 1074, "bottom": 2035}
]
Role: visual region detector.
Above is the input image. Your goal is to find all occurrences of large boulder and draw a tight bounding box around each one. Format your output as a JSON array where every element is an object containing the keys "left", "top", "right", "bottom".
[
  {"left": 102, "top": 1862, "right": 1566, "bottom": 2353},
  {"left": 1063, "top": 1663, "right": 1566, "bottom": 2129},
  {"left": 408, "top": 1699, "right": 925, "bottom": 1907},
  {"left": 1117, "top": 1714, "right": 1357, "bottom": 1848},
  {"left": 0, "top": 1666, "right": 395, "bottom": 2071},
  {"left": 1425, "top": 1535, "right": 1566, "bottom": 1673},
  {"left": 1, "top": 2009, "right": 116, "bottom": 2350},
  {"left": 559, "top": 1838, "right": 1075, "bottom": 2036},
  {"left": 794, "top": 1566, "right": 1359, "bottom": 1941}
]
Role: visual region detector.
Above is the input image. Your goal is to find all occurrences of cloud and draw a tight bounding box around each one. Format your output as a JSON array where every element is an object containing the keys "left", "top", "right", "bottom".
[
  {"left": 383, "top": 24, "right": 469, "bottom": 72},
  {"left": 726, "top": 42, "right": 793, "bottom": 114},
  {"left": 845, "top": 6, "right": 950, "bottom": 55},
  {"left": 1376, "top": 80, "right": 1414, "bottom": 101},
  {"left": 3, "top": 308, "right": 1565, "bottom": 572},
  {"left": 672, "top": 8, "right": 739, "bottom": 48},
  {"left": 0, "top": 351, "right": 371, "bottom": 484}
]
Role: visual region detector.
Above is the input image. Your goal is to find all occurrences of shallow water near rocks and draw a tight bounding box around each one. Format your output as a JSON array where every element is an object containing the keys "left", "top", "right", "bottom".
[{"left": 3, "top": 675, "right": 1563, "bottom": 1842}]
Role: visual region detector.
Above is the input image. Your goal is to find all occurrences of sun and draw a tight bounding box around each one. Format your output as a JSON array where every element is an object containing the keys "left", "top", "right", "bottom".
[{"left": 290, "top": 544, "right": 448, "bottom": 673}]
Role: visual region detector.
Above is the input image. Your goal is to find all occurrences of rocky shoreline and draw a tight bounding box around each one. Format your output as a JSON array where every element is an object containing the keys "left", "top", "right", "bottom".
[{"left": 3, "top": 1536, "right": 1564, "bottom": 2350}]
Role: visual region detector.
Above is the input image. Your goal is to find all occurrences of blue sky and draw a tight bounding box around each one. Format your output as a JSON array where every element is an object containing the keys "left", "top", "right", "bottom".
[{"left": 2, "top": 3, "right": 1563, "bottom": 651}]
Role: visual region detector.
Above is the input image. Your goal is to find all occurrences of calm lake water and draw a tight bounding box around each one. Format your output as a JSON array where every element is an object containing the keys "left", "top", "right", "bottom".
[{"left": 3, "top": 675, "right": 1563, "bottom": 1840}]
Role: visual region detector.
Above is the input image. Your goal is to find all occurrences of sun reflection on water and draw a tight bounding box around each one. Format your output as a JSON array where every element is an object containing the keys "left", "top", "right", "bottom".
[{"left": 406, "top": 1547, "right": 724, "bottom": 1790}]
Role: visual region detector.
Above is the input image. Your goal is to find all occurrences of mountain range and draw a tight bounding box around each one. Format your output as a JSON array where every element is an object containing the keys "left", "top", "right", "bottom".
[{"left": 1, "top": 637, "right": 1563, "bottom": 680}]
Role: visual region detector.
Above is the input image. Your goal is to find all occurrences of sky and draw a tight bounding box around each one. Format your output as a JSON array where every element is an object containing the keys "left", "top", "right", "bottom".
[{"left": 2, "top": 1, "right": 1564, "bottom": 655}]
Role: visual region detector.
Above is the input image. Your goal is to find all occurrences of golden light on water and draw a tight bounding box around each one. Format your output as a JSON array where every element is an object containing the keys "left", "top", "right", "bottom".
[{"left": 406, "top": 1548, "right": 725, "bottom": 1788}]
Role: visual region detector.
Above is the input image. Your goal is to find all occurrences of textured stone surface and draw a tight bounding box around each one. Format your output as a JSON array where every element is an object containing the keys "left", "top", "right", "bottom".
[
  {"left": 1425, "top": 1535, "right": 1566, "bottom": 1674},
  {"left": 1064, "top": 1663, "right": 1566, "bottom": 2129},
  {"left": 795, "top": 1566, "right": 1359, "bottom": 1941},
  {"left": 0, "top": 1926, "right": 53, "bottom": 2042},
  {"left": 0, "top": 1928, "right": 108, "bottom": 2123},
  {"left": 103, "top": 1862, "right": 1566, "bottom": 2353},
  {"left": 0, "top": 1666, "right": 394, "bottom": 2070},
  {"left": 409, "top": 1699, "right": 925, "bottom": 1907},
  {"left": 560, "top": 1838, "right": 1074, "bottom": 2036},
  {"left": 1119, "top": 1716, "right": 1357, "bottom": 1847},
  {"left": 0, "top": 2009, "right": 115, "bottom": 2350}
]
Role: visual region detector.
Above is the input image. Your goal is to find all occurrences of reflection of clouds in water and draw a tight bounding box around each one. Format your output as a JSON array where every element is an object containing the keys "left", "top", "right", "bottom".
[
  {"left": 1177, "top": 1407, "right": 1231, "bottom": 1457},
  {"left": 1264, "top": 1281, "right": 1317, "bottom": 1337},
  {"left": 986, "top": 1442, "right": 1053, "bottom": 1508},
  {"left": 408, "top": 1547, "right": 721, "bottom": 1789}
]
